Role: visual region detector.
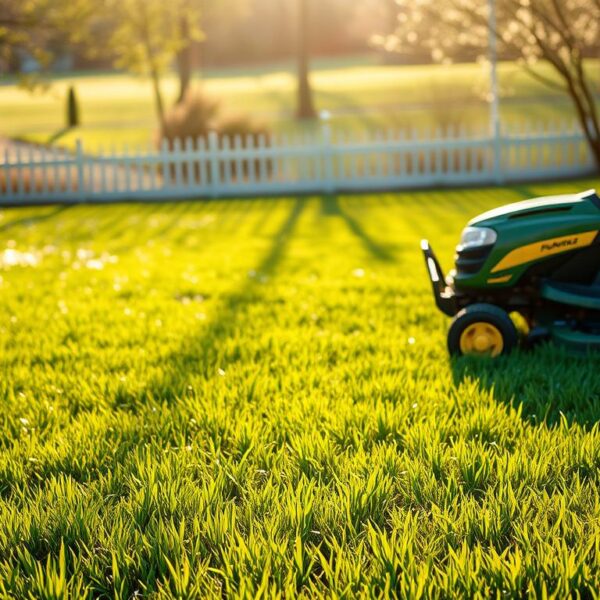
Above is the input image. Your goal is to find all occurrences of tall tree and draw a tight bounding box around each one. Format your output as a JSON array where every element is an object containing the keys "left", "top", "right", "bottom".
[
  {"left": 296, "top": 0, "right": 317, "bottom": 120},
  {"left": 175, "top": 15, "right": 194, "bottom": 104},
  {"left": 375, "top": 0, "right": 600, "bottom": 169},
  {"left": 103, "top": 0, "right": 202, "bottom": 124},
  {"left": 174, "top": 0, "right": 204, "bottom": 104}
]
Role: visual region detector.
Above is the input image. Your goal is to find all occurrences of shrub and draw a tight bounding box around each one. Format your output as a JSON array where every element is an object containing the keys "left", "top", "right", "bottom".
[
  {"left": 159, "top": 92, "right": 221, "bottom": 148},
  {"left": 66, "top": 86, "right": 80, "bottom": 128},
  {"left": 159, "top": 91, "right": 273, "bottom": 184}
]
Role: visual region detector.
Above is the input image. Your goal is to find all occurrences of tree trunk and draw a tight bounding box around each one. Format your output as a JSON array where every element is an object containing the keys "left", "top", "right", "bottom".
[
  {"left": 574, "top": 101, "right": 600, "bottom": 171},
  {"left": 561, "top": 67, "right": 600, "bottom": 171},
  {"left": 296, "top": 0, "right": 316, "bottom": 120},
  {"left": 176, "top": 16, "right": 192, "bottom": 104},
  {"left": 150, "top": 65, "right": 166, "bottom": 127}
]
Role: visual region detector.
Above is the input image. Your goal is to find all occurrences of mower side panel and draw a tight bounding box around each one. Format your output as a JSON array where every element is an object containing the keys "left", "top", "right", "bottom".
[
  {"left": 551, "top": 324, "right": 600, "bottom": 354},
  {"left": 541, "top": 281, "right": 600, "bottom": 310}
]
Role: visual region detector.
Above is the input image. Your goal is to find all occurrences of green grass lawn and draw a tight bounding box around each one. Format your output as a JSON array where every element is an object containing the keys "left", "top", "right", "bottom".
[
  {"left": 2, "top": 56, "right": 599, "bottom": 152},
  {"left": 1, "top": 179, "right": 600, "bottom": 596}
]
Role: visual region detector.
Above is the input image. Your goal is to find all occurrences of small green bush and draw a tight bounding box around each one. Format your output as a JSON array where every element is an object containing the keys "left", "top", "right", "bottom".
[{"left": 66, "top": 85, "right": 80, "bottom": 128}]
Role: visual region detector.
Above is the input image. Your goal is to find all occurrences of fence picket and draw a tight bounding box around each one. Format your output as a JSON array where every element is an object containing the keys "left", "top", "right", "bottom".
[
  {"left": 423, "top": 128, "right": 432, "bottom": 177},
  {"left": 410, "top": 126, "right": 418, "bottom": 178},
  {"left": 270, "top": 134, "right": 281, "bottom": 184},
  {"left": 222, "top": 136, "right": 232, "bottom": 189},
  {"left": 15, "top": 145, "right": 24, "bottom": 199},
  {"left": 135, "top": 145, "right": 144, "bottom": 191},
  {"left": 172, "top": 139, "right": 182, "bottom": 192},
  {"left": 374, "top": 131, "right": 383, "bottom": 181},
  {"left": 233, "top": 135, "right": 243, "bottom": 183},
  {"left": 400, "top": 130, "right": 408, "bottom": 178},
  {"left": 109, "top": 145, "right": 118, "bottom": 193},
  {"left": 184, "top": 137, "right": 194, "bottom": 187},
  {"left": 160, "top": 138, "right": 170, "bottom": 191},
  {"left": 280, "top": 134, "right": 290, "bottom": 182},
  {"left": 39, "top": 146, "right": 48, "bottom": 196},
  {"left": 245, "top": 134, "right": 256, "bottom": 187},
  {"left": 208, "top": 132, "right": 221, "bottom": 197},
  {"left": 75, "top": 140, "right": 85, "bottom": 201},
  {"left": 27, "top": 144, "right": 36, "bottom": 199},
  {"left": 257, "top": 134, "right": 267, "bottom": 186},
  {"left": 3, "top": 149, "right": 11, "bottom": 198},
  {"left": 197, "top": 137, "right": 207, "bottom": 190}
]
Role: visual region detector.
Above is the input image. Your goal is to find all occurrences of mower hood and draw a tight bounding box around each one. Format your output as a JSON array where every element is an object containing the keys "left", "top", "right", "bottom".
[{"left": 469, "top": 189, "right": 600, "bottom": 226}]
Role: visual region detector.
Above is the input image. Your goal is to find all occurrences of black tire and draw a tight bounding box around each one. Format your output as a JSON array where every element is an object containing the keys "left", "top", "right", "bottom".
[{"left": 448, "top": 303, "right": 518, "bottom": 357}]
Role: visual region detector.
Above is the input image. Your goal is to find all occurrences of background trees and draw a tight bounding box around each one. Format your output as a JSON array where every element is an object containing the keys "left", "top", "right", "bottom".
[
  {"left": 375, "top": 0, "right": 600, "bottom": 167},
  {"left": 0, "top": 0, "right": 92, "bottom": 86},
  {"left": 100, "top": 0, "right": 203, "bottom": 125}
]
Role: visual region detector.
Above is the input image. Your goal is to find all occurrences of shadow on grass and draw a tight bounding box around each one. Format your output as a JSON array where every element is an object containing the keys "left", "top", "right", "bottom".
[
  {"left": 320, "top": 195, "right": 395, "bottom": 262},
  {"left": 0, "top": 205, "right": 70, "bottom": 235},
  {"left": 47, "top": 127, "right": 71, "bottom": 145},
  {"left": 450, "top": 346, "right": 600, "bottom": 427},
  {"left": 510, "top": 185, "right": 537, "bottom": 200},
  {"left": 140, "top": 193, "right": 402, "bottom": 405},
  {"left": 141, "top": 197, "right": 306, "bottom": 403}
]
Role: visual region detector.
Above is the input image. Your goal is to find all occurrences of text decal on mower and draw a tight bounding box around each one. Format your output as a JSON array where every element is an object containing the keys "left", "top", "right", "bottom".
[{"left": 491, "top": 231, "right": 598, "bottom": 273}]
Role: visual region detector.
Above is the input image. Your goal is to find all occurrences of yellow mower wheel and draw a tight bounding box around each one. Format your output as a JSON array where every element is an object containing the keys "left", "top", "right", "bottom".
[
  {"left": 448, "top": 304, "right": 518, "bottom": 357},
  {"left": 459, "top": 322, "right": 504, "bottom": 357}
]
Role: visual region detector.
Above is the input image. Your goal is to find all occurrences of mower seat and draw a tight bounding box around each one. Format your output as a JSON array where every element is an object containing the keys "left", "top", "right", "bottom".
[{"left": 541, "top": 281, "right": 600, "bottom": 310}]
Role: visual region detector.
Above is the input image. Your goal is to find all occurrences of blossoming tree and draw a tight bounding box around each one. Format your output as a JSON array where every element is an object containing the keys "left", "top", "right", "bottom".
[{"left": 375, "top": 0, "right": 600, "bottom": 169}]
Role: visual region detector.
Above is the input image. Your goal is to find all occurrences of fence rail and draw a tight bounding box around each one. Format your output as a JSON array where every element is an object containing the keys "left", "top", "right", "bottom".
[{"left": 0, "top": 120, "right": 596, "bottom": 204}]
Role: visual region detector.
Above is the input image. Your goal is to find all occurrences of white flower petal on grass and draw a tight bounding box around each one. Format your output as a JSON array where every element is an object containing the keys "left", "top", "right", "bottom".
[
  {"left": 1, "top": 249, "right": 40, "bottom": 268},
  {"left": 408, "top": 337, "right": 416, "bottom": 345},
  {"left": 86, "top": 259, "right": 105, "bottom": 270},
  {"left": 352, "top": 268, "right": 365, "bottom": 278},
  {"left": 76, "top": 248, "right": 94, "bottom": 261}
]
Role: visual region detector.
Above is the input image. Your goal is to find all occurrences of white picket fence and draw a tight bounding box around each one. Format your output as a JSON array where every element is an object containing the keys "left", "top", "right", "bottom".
[{"left": 0, "top": 120, "right": 596, "bottom": 204}]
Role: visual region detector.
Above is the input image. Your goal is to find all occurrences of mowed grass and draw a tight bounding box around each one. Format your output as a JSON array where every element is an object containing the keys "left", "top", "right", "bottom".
[
  {"left": 2, "top": 56, "right": 599, "bottom": 152},
  {"left": 1, "top": 179, "right": 600, "bottom": 597}
]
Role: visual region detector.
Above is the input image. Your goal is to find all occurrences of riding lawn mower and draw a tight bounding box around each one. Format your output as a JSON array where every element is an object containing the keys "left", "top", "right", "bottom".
[{"left": 422, "top": 189, "right": 600, "bottom": 357}]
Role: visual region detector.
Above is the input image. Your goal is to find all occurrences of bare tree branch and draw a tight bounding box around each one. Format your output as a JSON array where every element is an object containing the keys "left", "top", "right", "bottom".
[{"left": 521, "top": 63, "right": 566, "bottom": 94}]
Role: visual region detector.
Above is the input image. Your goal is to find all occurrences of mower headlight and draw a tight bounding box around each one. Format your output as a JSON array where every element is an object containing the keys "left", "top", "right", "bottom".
[{"left": 457, "top": 227, "right": 497, "bottom": 251}]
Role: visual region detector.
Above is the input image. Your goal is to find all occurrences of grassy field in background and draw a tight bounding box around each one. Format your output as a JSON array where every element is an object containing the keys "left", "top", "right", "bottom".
[
  {"left": 0, "top": 179, "right": 599, "bottom": 596},
  {"left": 1, "top": 56, "right": 599, "bottom": 152}
]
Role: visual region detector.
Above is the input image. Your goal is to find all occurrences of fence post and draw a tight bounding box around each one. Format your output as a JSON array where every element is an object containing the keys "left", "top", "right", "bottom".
[
  {"left": 492, "top": 120, "right": 503, "bottom": 184},
  {"left": 321, "top": 112, "right": 335, "bottom": 194},
  {"left": 75, "top": 139, "right": 86, "bottom": 201},
  {"left": 208, "top": 131, "right": 221, "bottom": 198}
]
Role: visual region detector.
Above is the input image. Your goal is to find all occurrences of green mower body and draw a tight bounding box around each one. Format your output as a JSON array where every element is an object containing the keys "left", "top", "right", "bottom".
[{"left": 422, "top": 189, "right": 600, "bottom": 356}]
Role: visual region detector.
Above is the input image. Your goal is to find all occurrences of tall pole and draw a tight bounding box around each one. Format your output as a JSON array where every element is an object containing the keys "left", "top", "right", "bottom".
[
  {"left": 489, "top": 0, "right": 502, "bottom": 182},
  {"left": 297, "top": 0, "right": 317, "bottom": 120}
]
